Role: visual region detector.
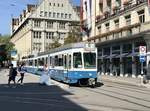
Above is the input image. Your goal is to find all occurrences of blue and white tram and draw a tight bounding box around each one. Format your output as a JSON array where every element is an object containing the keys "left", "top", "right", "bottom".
[{"left": 23, "top": 42, "right": 97, "bottom": 86}]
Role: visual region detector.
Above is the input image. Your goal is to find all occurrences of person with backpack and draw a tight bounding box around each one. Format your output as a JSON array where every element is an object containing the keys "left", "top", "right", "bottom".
[
  {"left": 8, "top": 64, "right": 17, "bottom": 87},
  {"left": 17, "top": 63, "right": 26, "bottom": 85}
]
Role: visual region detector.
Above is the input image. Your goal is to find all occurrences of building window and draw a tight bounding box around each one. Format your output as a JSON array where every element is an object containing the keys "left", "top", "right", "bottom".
[
  {"left": 54, "top": 3, "right": 55, "bottom": 6},
  {"left": 34, "top": 20, "right": 41, "bottom": 28},
  {"left": 46, "top": 32, "right": 54, "bottom": 39},
  {"left": 57, "top": 13, "right": 60, "bottom": 18},
  {"left": 57, "top": 33, "right": 65, "bottom": 40},
  {"left": 40, "top": 11, "right": 43, "bottom": 17},
  {"left": 138, "top": 10, "right": 145, "bottom": 23},
  {"left": 62, "top": 4, "right": 63, "bottom": 7},
  {"left": 123, "top": 43, "right": 132, "bottom": 53},
  {"left": 61, "top": 13, "right": 64, "bottom": 18},
  {"left": 65, "top": 14, "right": 67, "bottom": 18},
  {"left": 47, "top": 21, "right": 53, "bottom": 29},
  {"left": 114, "top": 19, "right": 119, "bottom": 29},
  {"left": 103, "top": 47, "right": 110, "bottom": 55},
  {"left": 126, "top": 29, "right": 132, "bottom": 36},
  {"left": 45, "top": 12, "right": 47, "bottom": 17},
  {"left": 69, "top": 14, "right": 72, "bottom": 19},
  {"left": 97, "top": 26, "right": 101, "bottom": 34},
  {"left": 105, "top": 23, "right": 109, "bottom": 32},
  {"left": 59, "top": 22, "right": 65, "bottom": 29},
  {"left": 58, "top": 3, "right": 59, "bottom": 7},
  {"left": 49, "top": 12, "right": 51, "bottom": 17},
  {"left": 33, "top": 31, "right": 41, "bottom": 39},
  {"left": 33, "top": 42, "right": 42, "bottom": 52},
  {"left": 53, "top": 12, "right": 56, "bottom": 18},
  {"left": 125, "top": 15, "right": 131, "bottom": 25},
  {"left": 112, "top": 45, "right": 120, "bottom": 54},
  {"left": 114, "top": 33, "right": 120, "bottom": 39},
  {"left": 49, "top": 3, "right": 51, "bottom": 6}
]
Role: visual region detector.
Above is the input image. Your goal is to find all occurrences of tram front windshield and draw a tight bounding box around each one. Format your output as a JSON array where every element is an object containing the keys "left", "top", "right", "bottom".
[{"left": 83, "top": 52, "right": 96, "bottom": 69}]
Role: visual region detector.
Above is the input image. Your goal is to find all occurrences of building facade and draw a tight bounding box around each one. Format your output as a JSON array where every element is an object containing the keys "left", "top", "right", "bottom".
[
  {"left": 81, "top": 0, "right": 150, "bottom": 77},
  {"left": 11, "top": 0, "right": 80, "bottom": 60}
]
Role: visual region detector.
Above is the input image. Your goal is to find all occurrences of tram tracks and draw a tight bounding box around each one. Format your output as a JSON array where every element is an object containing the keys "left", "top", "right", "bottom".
[
  {"left": 0, "top": 95, "right": 146, "bottom": 111},
  {"left": 104, "top": 80, "right": 150, "bottom": 94},
  {"left": 78, "top": 87, "right": 150, "bottom": 110},
  {"left": 104, "top": 79, "right": 150, "bottom": 92}
]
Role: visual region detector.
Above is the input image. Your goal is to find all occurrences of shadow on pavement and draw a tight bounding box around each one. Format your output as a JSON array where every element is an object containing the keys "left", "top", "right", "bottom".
[{"left": 0, "top": 83, "right": 87, "bottom": 111}]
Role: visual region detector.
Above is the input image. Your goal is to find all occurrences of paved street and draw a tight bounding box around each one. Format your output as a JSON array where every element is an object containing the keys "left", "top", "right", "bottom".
[{"left": 0, "top": 69, "right": 150, "bottom": 111}]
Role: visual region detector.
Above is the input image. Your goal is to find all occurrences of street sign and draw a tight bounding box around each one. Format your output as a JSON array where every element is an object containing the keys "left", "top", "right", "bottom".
[
  {"left": 140, "top": 55, "right": 146, "bottom": 62},
  {"left": 139, "top": 46, "right": 146, "bottom": 56}
]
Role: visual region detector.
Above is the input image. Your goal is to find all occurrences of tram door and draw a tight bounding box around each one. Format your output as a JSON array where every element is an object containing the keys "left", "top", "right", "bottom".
[{"left": 63, "top": 54, "right": 72, "bottom": 80}]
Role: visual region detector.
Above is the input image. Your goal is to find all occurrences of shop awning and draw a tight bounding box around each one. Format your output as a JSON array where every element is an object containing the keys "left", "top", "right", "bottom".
[
  {"left": 114, "top": 53, "right": 128, "bottom": 58},
  {"left": 103, "top": 55, "right": 110, "bottom": 59},
  {"left": 126, "top": 52, "right": 139, "bottom": 57},
  {"left": 98, "top": 52, "right": 140, "bottom": 59},
  {"left": 111, "top": 54, "right": 118, "bottom": 58}
]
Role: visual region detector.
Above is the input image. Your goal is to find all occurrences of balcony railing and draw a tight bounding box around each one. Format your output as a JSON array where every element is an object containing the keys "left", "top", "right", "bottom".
[
  {"left": 87, "top": 23, "right": 140, "bottom": 41},
  {"left": 95, "top": 0, "right": 147, "bottom": 24}
]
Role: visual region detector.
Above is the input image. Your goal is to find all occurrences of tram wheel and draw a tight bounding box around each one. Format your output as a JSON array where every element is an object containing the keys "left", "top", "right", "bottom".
[{"left": 78, "top": 79, "right": 89, "bottom": 87}]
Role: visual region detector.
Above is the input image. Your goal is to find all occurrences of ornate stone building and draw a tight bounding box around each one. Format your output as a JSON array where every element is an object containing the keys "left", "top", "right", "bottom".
[
  {"left": 11, "top": 0, "right": 80, "bottom": 60},
  {"left": 81, "top": 0, "right": 150, "bottom": 77}
]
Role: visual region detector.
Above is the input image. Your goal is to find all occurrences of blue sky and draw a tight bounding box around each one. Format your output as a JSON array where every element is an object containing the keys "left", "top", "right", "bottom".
[{"left": 0, "top": 0, "right": 80, "bottom": 35}]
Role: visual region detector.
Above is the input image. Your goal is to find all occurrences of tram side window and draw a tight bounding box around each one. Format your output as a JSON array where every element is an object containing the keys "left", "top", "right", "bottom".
[
  {"left": 55, "top": 56, "right": 58, "bottom": 66},
  {"left": 64, "top": 55, "right": 67, "bottom": 68},
  {"left": 73, "top": 52, "right": 82, "bottom": 68},
  {"left": 51, "top": 57, "right": 55, "bottom": 68},
  {"left": 49, "top": 57, "right": 52, "bottom": 66},
  {"left": 35, "top": 60, "right": 37, "bottom": 66},
  {"left": 42, "top": 58, "right": 44, "bottom": 65},
  {"left": 29, "top": 60, "right": 33, "bottom": 66},
  {"left": 68, "top": 55, "right": 71, "bottom": 69},
  {"left": 45, "top": 57, "right": 48, "bottom": 65},
  {"left": 38, "top": 58, "right": 44, "bottom": 66},
  {"left": 58, "top": 55, "right": 63, "bottom": 66},
  {"left": 84, "top": 53, "right": 96, "bottom": 68}
]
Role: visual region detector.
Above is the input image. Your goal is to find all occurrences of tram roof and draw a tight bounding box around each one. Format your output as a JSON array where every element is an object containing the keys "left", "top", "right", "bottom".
[{"left": 38, "top": 42, "right": 87, "bottom": 56}]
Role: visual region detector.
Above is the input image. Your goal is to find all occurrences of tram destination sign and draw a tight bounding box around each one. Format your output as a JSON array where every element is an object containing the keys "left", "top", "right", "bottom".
[
  {"left": 84, "top": 43, "right": 95, "bottom": 51},
  {"left": 139, "top": 46, "right": 146, "bottom": 56}
]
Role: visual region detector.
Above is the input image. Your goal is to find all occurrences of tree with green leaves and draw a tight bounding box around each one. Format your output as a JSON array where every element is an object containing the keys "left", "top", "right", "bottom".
[
  {"left": 50, "top": 40, "right": 62, "bottom": 49},
  {"left": 64, "top": 25, "right": 82, "bottom": 45},
  {"left": 0, "top": 35, "right": 15, "bottom": 62}
]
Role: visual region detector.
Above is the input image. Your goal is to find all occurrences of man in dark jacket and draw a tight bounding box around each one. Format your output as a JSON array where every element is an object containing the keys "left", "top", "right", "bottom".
[{"left": 8, "top": 64, "right": 17, "bottom": 86}]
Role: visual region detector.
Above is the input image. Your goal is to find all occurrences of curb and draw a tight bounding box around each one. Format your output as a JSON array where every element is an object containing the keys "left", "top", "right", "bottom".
[{"left": 101, "top": 76, "right": 150, "bottom": 88}]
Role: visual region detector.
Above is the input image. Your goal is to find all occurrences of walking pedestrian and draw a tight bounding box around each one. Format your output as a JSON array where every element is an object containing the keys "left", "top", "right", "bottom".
[
  {"left": 39, "top": 64, "right": 51, "bottom": 86},
  {"left": 8, "top": 64, "right": 17, "bottom": 87},
  {"left": 17, "top": 63, "right": 26, "bottom": 85}
]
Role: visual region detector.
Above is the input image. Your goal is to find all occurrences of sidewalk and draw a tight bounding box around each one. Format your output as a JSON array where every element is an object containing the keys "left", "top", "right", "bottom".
[
  {"left": 0, "top": 68, "right": 69, "bottom": 89},
  {"left": 0, "top": 68, "right": 40, "bottom": 84},
  {"left": 100, "top": 75, "right": 150, "bottom": 88}
]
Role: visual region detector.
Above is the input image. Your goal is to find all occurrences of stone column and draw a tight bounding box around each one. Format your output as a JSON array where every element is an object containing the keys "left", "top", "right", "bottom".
[
  {"left": 120, "top": 57, "right": 123, "bottom": 77},
  {"left": 110, "top": 46, "right": 113, "bottom": 76},
  {"left": 120, "top": 44, "right": 123, "bottom": 77},
  {"left": 132, "top": 42, "right": 136, "bottom": 78},
  {"left": 101, "top": 48, "right": 105, "bottom": 75}
]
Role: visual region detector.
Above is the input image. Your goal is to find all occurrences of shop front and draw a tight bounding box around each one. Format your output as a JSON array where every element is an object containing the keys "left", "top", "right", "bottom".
[{"left": 97, "top": 37, "right": 147, "bottom": 78}]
